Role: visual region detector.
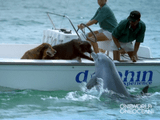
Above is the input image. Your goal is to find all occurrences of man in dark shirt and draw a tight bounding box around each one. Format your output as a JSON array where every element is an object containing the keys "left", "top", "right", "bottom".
[{"left": 112, "top": 11, "right": 146, "bottom": 62}]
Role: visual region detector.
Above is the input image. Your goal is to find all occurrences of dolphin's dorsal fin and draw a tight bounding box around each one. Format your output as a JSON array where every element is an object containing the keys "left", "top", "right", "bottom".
[{"left": 141, "top": 85, "right": 149, "bottom": 95}]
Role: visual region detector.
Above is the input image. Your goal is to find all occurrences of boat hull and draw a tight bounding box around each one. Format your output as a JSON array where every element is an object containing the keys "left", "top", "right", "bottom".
[{"left": 0, "top": 59, "right": 160, "bottom": 91}]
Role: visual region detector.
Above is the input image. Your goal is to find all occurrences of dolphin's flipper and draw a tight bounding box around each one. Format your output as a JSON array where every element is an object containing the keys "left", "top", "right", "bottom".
[
  {"left": 86, "top": 76, "right": 97, "bottom": 89},
  {"left": 141, "top": 85, "right": 149, "bottom": 95},
  {"left": 95, "top": 78, "right": 104, "bottom": 92}
]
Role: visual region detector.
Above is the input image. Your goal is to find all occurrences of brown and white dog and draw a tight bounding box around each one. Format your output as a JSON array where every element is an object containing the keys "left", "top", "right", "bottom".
[
  {"left": 45, "top": 39, "right": 93, "bottom": 61},
  {"left": 21, "top": 43, "right": 57, "bottom": 59}
]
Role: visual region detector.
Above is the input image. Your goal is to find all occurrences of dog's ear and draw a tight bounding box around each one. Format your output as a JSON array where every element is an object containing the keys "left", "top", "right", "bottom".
[
  {"left": 43, "top": 43, "right": 49, "bottom": 49},
  {"left": 80, "top": 41, "right": 91, "bottom": 48},
  {"left": 77, "top": 41, "right": 82, "bottom": 44},
  {"left": 79, "top": 42, "right": 84, "bottom": 50},
  {"left": 78, "top": 41, "right": 84, "bottom": 46},
  {"left": 37, "top": 43, "right": 47, "bottom": 52}
]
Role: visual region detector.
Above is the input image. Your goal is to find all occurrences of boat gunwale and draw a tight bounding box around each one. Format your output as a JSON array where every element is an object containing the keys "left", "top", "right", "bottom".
[{"left": 0, "top": 59, "right": 160, "bottom": 66}]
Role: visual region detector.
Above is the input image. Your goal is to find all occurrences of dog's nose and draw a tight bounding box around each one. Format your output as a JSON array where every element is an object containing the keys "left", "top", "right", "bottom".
[{"left": 90, "top": 49, "right": 93, "bottom": 53}]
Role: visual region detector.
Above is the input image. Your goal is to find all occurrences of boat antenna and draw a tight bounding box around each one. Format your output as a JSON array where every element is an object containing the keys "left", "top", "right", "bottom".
[
  {"left": 46, "top": 12, "right": 81, "bottom": 40},
  {"left": 46, "top": 12, "right": 56, "bottom": 30}
]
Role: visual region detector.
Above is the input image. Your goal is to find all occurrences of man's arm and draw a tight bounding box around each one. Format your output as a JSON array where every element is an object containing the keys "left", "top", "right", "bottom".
[
  {"left": 133, "top": 42, "right": 140, "bottom": 56},
  {"left": 78, "top": 19, "right": 98, "bottom": 29},
  {"left": 112, "top": 35, "right": 121, "bottom": 49},
  {"left": 112, "top": 35, "right": 126, "bottom": 54},
  {"left": 86, "top": 20, "right": 98, "bottom": 26},
  {"left": 128, "top": 42, "right": 140, "bottom": 62}
]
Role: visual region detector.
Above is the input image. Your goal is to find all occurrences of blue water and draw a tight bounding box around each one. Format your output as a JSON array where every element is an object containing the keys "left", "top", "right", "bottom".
[{"left": 0, "top": 0, "right": 160, "bottom": 119}]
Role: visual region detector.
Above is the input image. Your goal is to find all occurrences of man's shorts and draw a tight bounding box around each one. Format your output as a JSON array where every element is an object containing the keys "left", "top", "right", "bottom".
[
  {"left": 98, "top": 29, "right": 134, "bottom": 52},
  {"left": 98, "top": 29, "right": 112, "bottom": 40},
  {"left": 111, "top": 41, "right": 134, "bottom": 52}
]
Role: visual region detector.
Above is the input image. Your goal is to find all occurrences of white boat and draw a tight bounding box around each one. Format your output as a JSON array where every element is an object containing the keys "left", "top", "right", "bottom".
[{"left": 0, "top": 13, "right": 160, "bottom": 91}]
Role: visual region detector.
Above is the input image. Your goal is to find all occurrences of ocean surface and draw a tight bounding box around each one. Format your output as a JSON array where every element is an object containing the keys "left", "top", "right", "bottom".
[{"left": 0, "top": 0, "right": 160, "bottom": 119}]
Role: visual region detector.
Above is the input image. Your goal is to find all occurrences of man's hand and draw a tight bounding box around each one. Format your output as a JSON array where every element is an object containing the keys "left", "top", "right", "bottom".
[
  {"left": 78, "top": 24, "right": 85, "bottom": 30},
  {"left": 130, "top": 55, "right": 137, "bottom": 62},
  {"left": 119, "top": 48, "right": 126, "bottom": 55}
]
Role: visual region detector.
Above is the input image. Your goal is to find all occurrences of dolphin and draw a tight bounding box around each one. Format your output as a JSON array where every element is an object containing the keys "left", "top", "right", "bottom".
[{"left": 86, "top": 52, "right": 148, "bottom": 97}]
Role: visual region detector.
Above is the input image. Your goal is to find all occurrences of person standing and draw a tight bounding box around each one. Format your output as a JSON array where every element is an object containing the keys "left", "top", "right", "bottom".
[
  {"left": 78, "top": 0, "right": 117, "bottom": 53},
  {"left": 112, "top": 10, "right": 146, "bottom": 62}
]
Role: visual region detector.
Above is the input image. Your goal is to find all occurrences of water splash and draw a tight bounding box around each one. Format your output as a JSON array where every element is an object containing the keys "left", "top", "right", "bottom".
[
  {"left": 65, "top": 91, "right": 98, "bottom": 101},
  {"left": 79, "top": 78, "right": 105, "bottom": 100}
]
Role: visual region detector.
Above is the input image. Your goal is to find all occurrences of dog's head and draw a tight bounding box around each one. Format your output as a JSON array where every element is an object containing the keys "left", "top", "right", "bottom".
[
  {"left": 80, "top": 41, "right": 93, "bottom": 53},
  {"left": 42, "top": 43, "right": 57, "bottom": 59}
]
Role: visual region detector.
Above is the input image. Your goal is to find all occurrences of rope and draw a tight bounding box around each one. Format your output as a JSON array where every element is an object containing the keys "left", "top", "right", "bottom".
[{"left": 122, "top": 54, "right": 160, "bottom": 60}]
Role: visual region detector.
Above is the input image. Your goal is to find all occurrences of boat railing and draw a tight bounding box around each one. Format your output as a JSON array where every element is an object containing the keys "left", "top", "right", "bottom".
[{"left": 46, "top": 12, "right": 81, "bottom": 40}]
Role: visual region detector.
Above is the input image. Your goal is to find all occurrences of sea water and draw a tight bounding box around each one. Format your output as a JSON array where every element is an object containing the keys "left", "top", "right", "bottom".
[{"left": 0, "top": 0, "right": 160, "bottom": 119}]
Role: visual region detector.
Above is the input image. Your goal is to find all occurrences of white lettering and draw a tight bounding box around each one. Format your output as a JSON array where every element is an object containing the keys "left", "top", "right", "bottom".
[{"left": 120, "top": 104, "right": 154, "bottom": 114}]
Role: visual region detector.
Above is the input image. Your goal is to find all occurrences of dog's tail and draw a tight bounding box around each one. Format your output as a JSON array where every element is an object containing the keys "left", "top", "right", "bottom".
[{"left": 140, "top": 85, "right": 149, "bottom": 95}]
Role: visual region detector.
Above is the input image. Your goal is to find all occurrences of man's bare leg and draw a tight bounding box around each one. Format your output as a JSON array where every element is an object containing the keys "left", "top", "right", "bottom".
[
  {"left": 87, "top": 32, "right": 109, "bottom": 53},
  {"left": 113, "top": 51, "right": 120, "bottom": 61}
]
